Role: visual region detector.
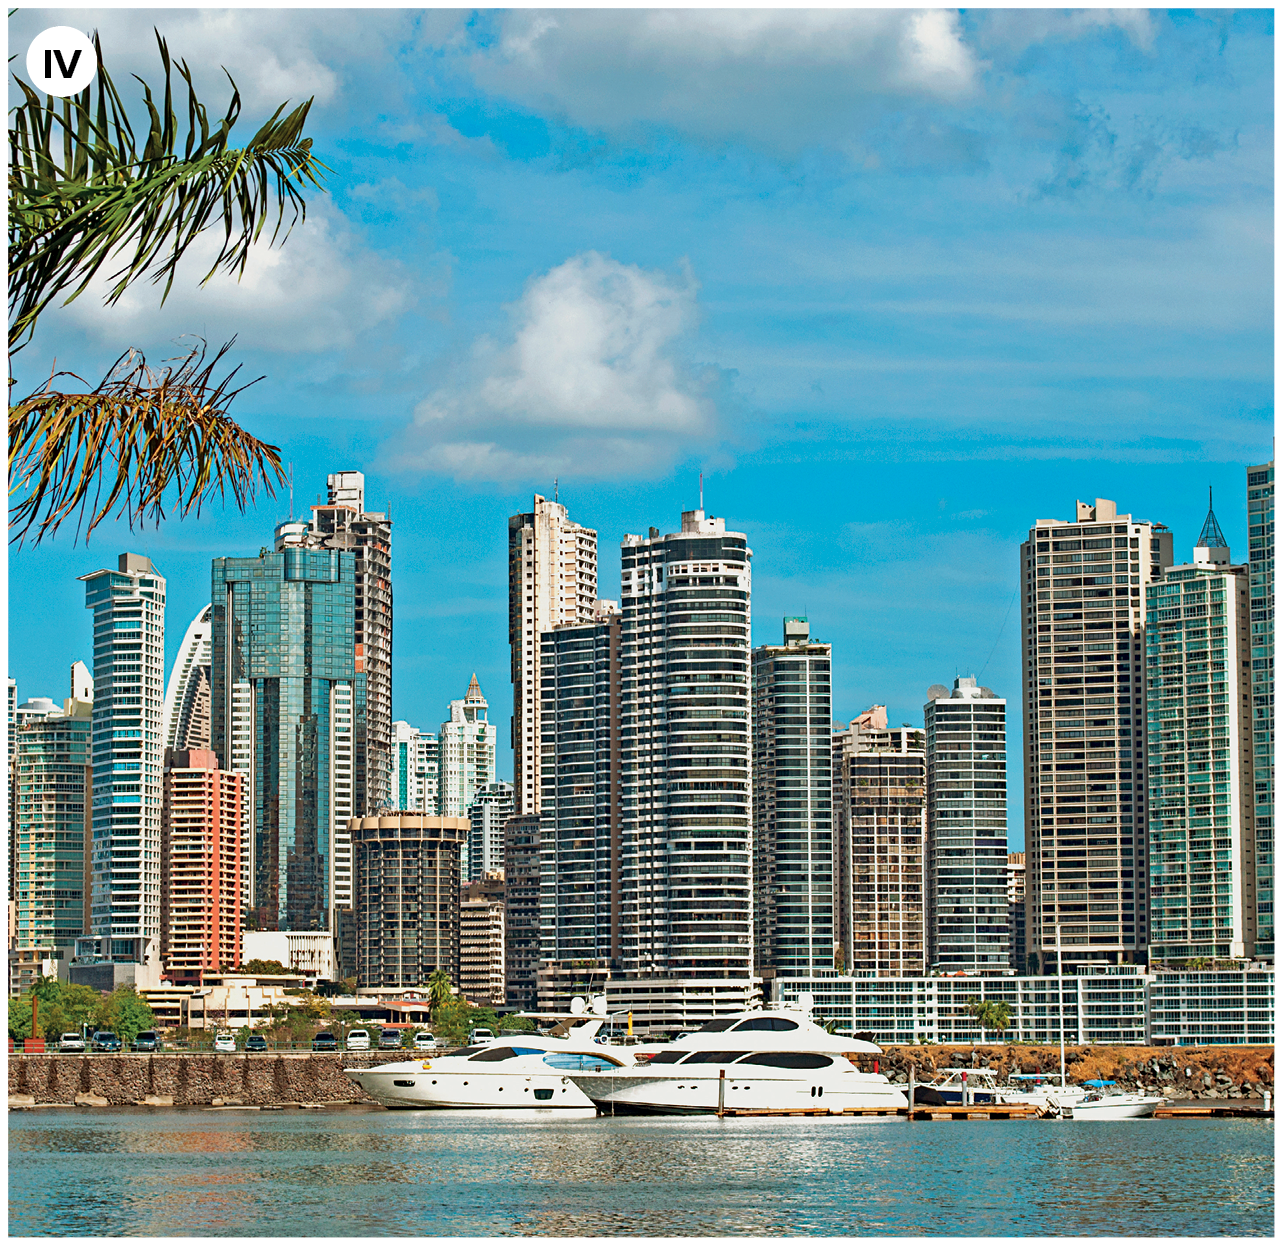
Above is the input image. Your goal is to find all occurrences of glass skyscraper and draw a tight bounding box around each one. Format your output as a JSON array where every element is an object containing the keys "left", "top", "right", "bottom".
[
  {"left": 211, "top": 539, "right": 358, "bottom": 932},
  {"left": 1247, "top": 461, "right": 1274, "bottom": 958}
]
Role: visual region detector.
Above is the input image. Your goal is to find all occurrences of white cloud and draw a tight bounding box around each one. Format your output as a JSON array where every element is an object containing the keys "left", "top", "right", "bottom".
[
  {"left": 49, "top": 198, "right": 413, "bottom": 356},
  {"left": 977, "top": 10, "right": 1158, "bottom": 57},
  {"left": 396, "top": 252, "right": 720, "bottom": 481},
  {"left": 463, "top": 10, "right": 981, "bottom": 154}
]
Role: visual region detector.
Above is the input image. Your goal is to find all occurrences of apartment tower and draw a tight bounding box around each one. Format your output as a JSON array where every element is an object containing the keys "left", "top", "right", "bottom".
[
  {"left": 1021, "top": 498, "right": 1174, "bottom": 971},
  {"left": 467, "top": 780, "right": 515, "bottom": 881},
  {"left": 504, "top": 814, "right": 541, "bottom": 1009},
  {"left": 508, "top": 495, "right": 599, "bottom": 816},
  {"left": 79, "top": 554, "right": 167, "bottom": 964},
  {"left": 460, "top": 873, "right": 506, "bottom": 1006},
  {"left": 1145, "top": 502, "right": 1257, "bottom": 960},
  {"left": 390, "top": 720, "right": 438, "bottom": 813},
  {"left": 1246, "top": 461, "right": 1274, "bottom": 959},
  {"left": 538, "top": 603, "right": 622, "bottom": 976},
  {"left": 437, "top": 675, "right": 497, "bottom": 818},
  {"left": 162, "top": 605, "right": 213, "bottom": 752},
  {"left": 924, "top": 677, "right": 1008, "bottom": 974},
  {"left": 751, "top": 617, "right": 833, "bottom": 977},
  {"left": 832, "top": 707, "right": 926, "bottom": 976},
  {"left": 160, "top": 748, "right": 245, "bottom": 985}
]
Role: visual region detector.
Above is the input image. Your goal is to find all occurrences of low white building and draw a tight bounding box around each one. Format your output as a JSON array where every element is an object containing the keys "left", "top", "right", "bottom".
[
  {"left": 241, "top": 931, "right": 337, "bottom": 983},
  {"left": 185, "top": 972, "right": 309, "bottom": 1031}
]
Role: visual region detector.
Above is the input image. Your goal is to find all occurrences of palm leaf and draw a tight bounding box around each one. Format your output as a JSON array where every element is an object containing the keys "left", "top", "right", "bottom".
[
  {"left": 8, "top": 338, "right": 285, "bottom": 546},
  {"left": 8, "top": 28, "right": 328, "bottom": 349}
]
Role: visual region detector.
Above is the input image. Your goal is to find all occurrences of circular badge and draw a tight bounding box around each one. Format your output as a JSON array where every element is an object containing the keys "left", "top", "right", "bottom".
[{"left": 26, "top": 27, "right": 98, "bottom": 97}]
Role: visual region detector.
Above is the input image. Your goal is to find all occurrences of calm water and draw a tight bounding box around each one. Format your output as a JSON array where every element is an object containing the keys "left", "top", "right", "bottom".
[{"left": 8, "top": 1105, "right": 1274, "bottom": 1237}]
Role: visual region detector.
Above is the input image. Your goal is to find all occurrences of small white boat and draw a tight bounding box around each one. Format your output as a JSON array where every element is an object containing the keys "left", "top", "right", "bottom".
[
  {"left": 998, "top": 1072, "right": 1089, "bottom": 1114},
  {"left": 344, "top": 1016, "right": 631, "bottom": 1110},
  {"left": 566, "top": 1004, "right": 907, "bottom": 1116},
  {"left": 1069, "top": 1080, "right": 1165, "bottom": 1120}
]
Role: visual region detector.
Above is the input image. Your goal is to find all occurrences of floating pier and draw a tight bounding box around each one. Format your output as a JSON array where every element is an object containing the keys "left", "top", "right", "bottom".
[{"left": 1154, "top": 1104, "right": 1273, "bottom": 1119}]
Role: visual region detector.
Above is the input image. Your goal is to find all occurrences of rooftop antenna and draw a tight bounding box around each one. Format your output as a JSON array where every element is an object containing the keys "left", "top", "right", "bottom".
[
  {"left": 289, "top": 463, "right": 294, "bottom": 521},
  {"left": 699, "top": 470, "right": 704, "bottom": 511},
  {"left": 554, "top": 477, "right": 559, "bottom": 504}
]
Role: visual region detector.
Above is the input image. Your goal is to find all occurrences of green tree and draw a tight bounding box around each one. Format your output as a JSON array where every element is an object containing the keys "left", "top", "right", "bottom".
[
  {"left": 241, "top": 959, "right": 292, "bottom": 976},
  {"left": 8, "top": 30, "right": 326, "bottom": 546},
  {"left": 92, "top": 986, "right": 156, "bottom": 1044},
  {"left": 427, "top": 969, "right": 453, "bottom": 1019},
  {"left": 965, "top": 997, "right": 1013, "bottom": 1040}
]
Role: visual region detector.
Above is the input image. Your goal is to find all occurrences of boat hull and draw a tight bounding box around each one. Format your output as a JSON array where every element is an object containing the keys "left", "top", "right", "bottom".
[
  {"left": 570, "top": 1069, "right": 908, "bottom": 1116},
  {"left": 1070, "top": 1096, "right": 1164, "bottom": 1120},
  {"left": 345, "top": 1062, "right": 598, "bottom": 1110}
]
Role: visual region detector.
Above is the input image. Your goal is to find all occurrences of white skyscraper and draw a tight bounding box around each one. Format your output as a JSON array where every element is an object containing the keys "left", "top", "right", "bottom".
[
  {"left": 162, "top": 605, "right": 212, "bottom": 752},
  {"left": 1021, "top": 498, "right": 1174, "bottom": 973},
  {"left": 467, "top": 780, "right": 515, "bottom": 881},
  {"left": 390, "top": 720, "right": 438, "bottom": 813},
  {"left": 438, "top": 675, "right": 497, "bottom": 818},
  {"left": 1146, "top": 499, "right": 1258, "bottom": 960},
  {"left": 79, "top": 553, "right": 166, "bottom": 963},
  {"left": 508, "top": 495, "right": 598, "bottom": 816}
]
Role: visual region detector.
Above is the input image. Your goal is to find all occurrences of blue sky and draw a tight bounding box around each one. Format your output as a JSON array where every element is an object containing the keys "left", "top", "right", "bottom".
[{"left": 7, "top": 8, "right": 1273, "bottom": 849}]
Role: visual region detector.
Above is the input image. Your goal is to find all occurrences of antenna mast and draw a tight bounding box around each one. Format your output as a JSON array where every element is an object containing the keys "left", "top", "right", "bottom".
[
  {"left": 699, "top": 470, "right": 704, "bottom": 512},
  {"left": 289, "top": 463, "right": 294, "bottom": 521}
]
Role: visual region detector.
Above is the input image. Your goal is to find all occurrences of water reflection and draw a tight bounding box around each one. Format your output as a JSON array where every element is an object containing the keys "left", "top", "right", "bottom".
[{"left": 9, "top": 1109, "right": 1273, "bottom": 1237}]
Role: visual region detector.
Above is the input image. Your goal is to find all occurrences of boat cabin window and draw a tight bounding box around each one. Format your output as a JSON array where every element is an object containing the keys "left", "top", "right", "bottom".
[
  {"left": 467, "top": 1046, "right": 545, "bottom": 1062},
  {"left": 732, "top": 1016, "right": 799, "bottom": 1032},
  {"left": 644, "top": 1050, "right": 687, "bottom": 1064},
  {"left": 694, "top": 1018, "right": 738, "bottom": 1033},
  {"left": 680, "top": 1050, "right": 749, "bottom": 1064},
  {"left": 737, "top": 1052, "right": 834, "bottom": 1069},
  {"left": 542, "top": 1051, "right": 626, "bottom": 1070},
  {"left": 451, "top": 1046, "right": 486, "bottom": 1058}
]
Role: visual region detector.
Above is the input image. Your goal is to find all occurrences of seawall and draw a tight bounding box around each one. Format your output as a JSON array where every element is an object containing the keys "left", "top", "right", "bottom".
[{"left": 8, "top": 1052, "right": 404, "bottom": 1107}]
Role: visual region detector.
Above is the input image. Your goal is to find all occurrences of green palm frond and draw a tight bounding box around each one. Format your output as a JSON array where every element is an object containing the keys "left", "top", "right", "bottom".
[
  {"left": 9, "top": 338, "right": 285, "bottom": 546},
  {"left": 8, "top": 27, "right": 328, "bottom": 350}
]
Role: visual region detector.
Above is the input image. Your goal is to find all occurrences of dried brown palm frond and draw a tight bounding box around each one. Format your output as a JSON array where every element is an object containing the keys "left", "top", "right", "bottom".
[
  {"left": 9, "top": 28, "right": 328, "bottom": 350},
  {"left": 9, "top": 338, "right": 286, "bottom": 546}
]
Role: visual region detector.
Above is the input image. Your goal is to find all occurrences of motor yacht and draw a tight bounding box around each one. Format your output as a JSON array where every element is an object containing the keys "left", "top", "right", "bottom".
[
  {"left": 565, "top": 1003, "right": 908, "bottom": 1116},
  {"left": 999, "top": 1072, "right": 1089, "bottom": 1114},
  {"left": 344, "top": 1016, "right": 632, "bottom": 1110},
  {"left": 915, "top": 1068, "right": 1002, "bottom": 1106},
  {"left": 1069, "top": 1080, "right": 1165, "bottom": 1120}
]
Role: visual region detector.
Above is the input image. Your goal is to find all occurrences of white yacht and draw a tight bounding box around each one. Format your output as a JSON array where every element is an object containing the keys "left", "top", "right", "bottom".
[
  {"left": 344, "top": 1016, "right": 632, "bottom": 1110},
  {"left": 565, "top": 1004, "right": 908, "bottom": 1116},
  {"left": 1069, "top": 1081, "right": 1165, "bottom": 1120},
  {"left": 999, "top": 1072, "right": 1089, "bottom": 1114}
]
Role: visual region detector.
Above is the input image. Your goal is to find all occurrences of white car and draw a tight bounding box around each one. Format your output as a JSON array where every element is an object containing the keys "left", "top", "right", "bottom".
[
  {"left": 412, "top": 1032, "right": 435, "bottom": 1050},
  {"left": 59, "top": 1032, "right": 86, "bottom": 1053},
  {"left": 467, "top": 1027, "right": 495, "bottom": 1045},
  {"left": 213, "top": 1033, "right": 237, "bottom": 1053},
  {"left": 345, "top": 1028, "right": 370, "bottom": 1051}
]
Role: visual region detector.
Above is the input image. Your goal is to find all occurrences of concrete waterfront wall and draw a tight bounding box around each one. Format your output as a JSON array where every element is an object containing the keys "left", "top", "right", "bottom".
[{"left": 7, "top": 1052, "right": 409, "bottom": 1107}]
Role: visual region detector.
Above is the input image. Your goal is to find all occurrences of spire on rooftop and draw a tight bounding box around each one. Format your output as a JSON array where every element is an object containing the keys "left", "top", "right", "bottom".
[{"left": 1196, "top": 486, "right": 1230, "bottom": 550}]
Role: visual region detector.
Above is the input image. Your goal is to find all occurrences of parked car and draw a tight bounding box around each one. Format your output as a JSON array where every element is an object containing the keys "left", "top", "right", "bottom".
[
  {"left": 412, "top": 1031, "right": 435, "bottom": 1050},
  {"left": 132, "top": 1031, "right": 162, "bottom": 1052},
  {"left": 311, "top": 1031, "right": 338, "bottom": 1052},
  {"left": 467, "top": 1027, "right": 496, "bottom": 1045},
  {"left": 91, "top": 1031, "right": 122, "bottom": 1053},
  {"left": 378, "top": 1028, "right": 404, "bottom": 1050},
  {"left": 345, "top": 1029, "right": 370, "bottom": 1051},
  {"left": 59, "top": 1032, "right": 86, "bottom": 1053},
  {"left": 213, "top": 1032, "right": 237, "bottom": 1053},
  {"left": 244, "top": 1034, "right": 269, "bottom": 1053}
]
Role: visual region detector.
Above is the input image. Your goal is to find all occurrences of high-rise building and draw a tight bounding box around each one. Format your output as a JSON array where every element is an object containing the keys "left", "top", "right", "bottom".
[
  {"left": 12, "top": 670, "right": 93, "bottom": 957},
  {"left": 538, "top": 604, "right": 621, "bottom": 971},
  {"left": 508, "top": 495, "right": 598, "bottom": 817},
  {"left": 350, "top": 813, "right": 466, "bottom": 989},
  {"left": 504, "top": 813, "right": 541, "bottom": 1009},
  {"left": 79, "top": 553, "right": 166, "bottom": 964},
  {"left": 1021, "top": 498, "right": 1174, "bottom": 972},
  {"left": 1007, "top": 852, "right": 1027, "bottom": 972},
  {"left": 833, "top": 707, "right": 926, "bottom": 977},
  {"left": 1145, "top": 503, "right": 1257, "bottom": 960},
  {"left": 160, "top": 748, "right": 244, "bottom": 986},
  {"left": 162, "top": 605, "right": 213, "bottom": 752},
  {"left": 390, "top": 720, "right": 438, "bottom": 813},
  {"left": 437, "top": 675, "right": 497, "bottom": 818},
  {"left": 466, "top": 780, "right": 515, "bottom": 882},
  {"left": 460, "top": 872, "right": 506, "bottom": 1005},
  {"left": 1247, "top": 460, "right": 1274, "bottom": 959},
  {"left": 8, "top": 675, "right": 17, "bottom": 906},
  {"left": 617, "top": 508, "right": 753, "bottom": 988},
  {"left": 924, "top": 677, "right": 1008, "bottom": 974},
  {"left": 286, "top": 472, "right": 394, "bottom": 817},
  {"left": 211, "top": 537, "right": 357, "bottom": 931},
  {"left": 751, "top": 617, "right": 833, "bottom": 977}
]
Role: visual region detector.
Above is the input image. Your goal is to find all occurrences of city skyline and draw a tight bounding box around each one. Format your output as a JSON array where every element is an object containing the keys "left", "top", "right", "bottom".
[{"left": 5, "top": 10, "right": 1271, "bottom": 857}]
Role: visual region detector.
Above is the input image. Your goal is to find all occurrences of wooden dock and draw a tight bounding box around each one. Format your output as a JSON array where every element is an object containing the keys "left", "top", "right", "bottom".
[
  {"left": 1154, "top": 1104, "right": 1273, "bottom": 1120},
  {"left": 902, "top": 1104, "right": 1040, "bottom": 1121}
]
